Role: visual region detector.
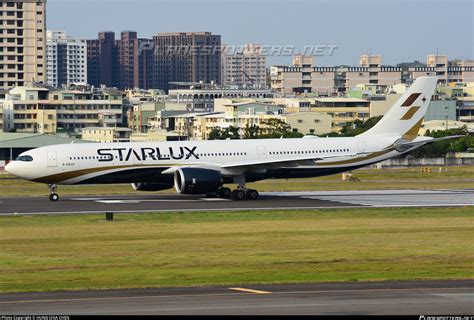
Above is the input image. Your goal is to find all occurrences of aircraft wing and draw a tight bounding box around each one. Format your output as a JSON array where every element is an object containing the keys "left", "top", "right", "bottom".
[{"left": 221, "top": 153, "right": 357, "bottom": 169}]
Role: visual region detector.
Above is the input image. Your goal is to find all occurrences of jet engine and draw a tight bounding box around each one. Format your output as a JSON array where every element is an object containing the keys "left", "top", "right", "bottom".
[
  {"left": 131, "top": 182, "right": 173, "bottom": 192},
  {"left": 174, "top": 167, "right": 223, "bottom": 195}
]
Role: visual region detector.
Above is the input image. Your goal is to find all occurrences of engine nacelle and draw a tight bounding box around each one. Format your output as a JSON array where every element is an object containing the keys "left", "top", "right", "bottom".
[
  {"left": 131, "top": 182, "right": 173, "bottom": 192},
  {"left": 174, "top": 167, "right": 223, "bottom": 195}
]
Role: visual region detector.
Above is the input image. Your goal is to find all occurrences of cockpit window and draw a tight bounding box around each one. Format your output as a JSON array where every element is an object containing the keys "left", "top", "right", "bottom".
[{"left": 15, "top": 155, "right": 33, "bottom": 162}]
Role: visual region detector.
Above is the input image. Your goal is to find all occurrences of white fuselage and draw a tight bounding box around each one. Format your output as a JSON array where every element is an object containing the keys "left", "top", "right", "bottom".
[{"left": 5, "top": 134, "right": 400, "bottom": 185}]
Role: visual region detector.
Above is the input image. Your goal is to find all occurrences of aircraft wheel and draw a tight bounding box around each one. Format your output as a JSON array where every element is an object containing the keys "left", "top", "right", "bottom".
[
  {"left": 246, "top": 189, "right": 259, "bottom": 200},
  {"left": 219, "top": 187, "right": 232, "bottom": 198},
  {"left": 49, "top": 193, "right": 59, "bottom": 202},
  {"left": 231, "top": 189, "right": 245, "bottom": 200}
]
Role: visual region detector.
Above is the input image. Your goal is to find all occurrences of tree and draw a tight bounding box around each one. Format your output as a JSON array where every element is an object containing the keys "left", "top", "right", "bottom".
[
  {"left": 411, "top": 126, "right": 473, "bottom": 157},
  {"left": 330, "top": 116, "right": 383, "bottom": 137},
  {"left": 208, "top": 126, "right": 240, "bottom": 140},
  {"left": 208, "top": 127, "right": 224, "bottom": 140},
  {"left": 258, "top": 119, "right": 293, "bottom": 138},
  {"left": 243, "top": 124, "right": 260, "bottom": 139}
]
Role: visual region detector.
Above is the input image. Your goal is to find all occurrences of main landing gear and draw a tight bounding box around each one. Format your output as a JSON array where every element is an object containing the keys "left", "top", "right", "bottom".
[
  {"left": 207, "top": 187, "right": 259, "bottom": 200},
  {"left": 206, "top": 175, "right": 259, "bottom": 200},
  {"left": 48, "top": 184, "right": 59, "bottom": 201}
]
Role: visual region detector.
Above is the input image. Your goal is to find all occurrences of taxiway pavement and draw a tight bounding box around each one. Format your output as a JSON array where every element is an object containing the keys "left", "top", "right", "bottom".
[
  {"left": 0, "top": 189, "right": 473, "bottom": 215},
  {"left": 1, "top": 280, "right": 472, "bottom": 315}
]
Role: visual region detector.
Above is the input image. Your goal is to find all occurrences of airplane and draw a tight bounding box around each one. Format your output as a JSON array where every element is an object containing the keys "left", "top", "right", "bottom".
[{"left": 5, "top": 76, "right": 462, "bottom": 201}]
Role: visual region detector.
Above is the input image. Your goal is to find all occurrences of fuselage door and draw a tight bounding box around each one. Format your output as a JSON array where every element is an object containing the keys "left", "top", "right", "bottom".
[
  {"left": 47, "top": 151, "right": 57, "bottom": 167},
  {"left": 257, "top": 146, "right": 267, "bottom": 159}
]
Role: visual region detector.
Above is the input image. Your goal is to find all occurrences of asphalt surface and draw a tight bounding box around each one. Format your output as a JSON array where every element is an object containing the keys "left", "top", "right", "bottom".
[
  {"left": 0, "top": 189, "right": 473, "bottom": 215},
  {"left": 1, "top": 280, "right": 472, "bottom": 315}
]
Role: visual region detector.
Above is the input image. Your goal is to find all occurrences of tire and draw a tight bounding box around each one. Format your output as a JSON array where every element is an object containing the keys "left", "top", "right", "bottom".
[
  {"left": 219, "top": 187, "right": 232, "bottom": 198},
  {"left": 232, "top": 189, "right": 245, "bottom": 200},
  {"left": 246, "top": 189, "right": 259, "bottom": 200},
  {"left": 49, "top": 193, "right": 59, "bottom": 201}
]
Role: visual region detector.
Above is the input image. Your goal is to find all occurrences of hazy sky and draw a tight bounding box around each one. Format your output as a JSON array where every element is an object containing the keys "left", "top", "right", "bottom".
[{"left": 47, "top": 0, "right": 473, "bottom": 66}]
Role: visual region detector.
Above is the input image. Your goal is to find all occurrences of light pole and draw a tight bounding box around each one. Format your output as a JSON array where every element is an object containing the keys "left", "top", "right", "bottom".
[{"left": 445, "top": 106, "right": 448, "bottom": 131}]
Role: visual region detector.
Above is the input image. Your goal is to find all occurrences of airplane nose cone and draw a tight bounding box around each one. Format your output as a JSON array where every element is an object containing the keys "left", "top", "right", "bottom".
[{"left": 5, "top": 161, "right": 17, "bottom": 176}]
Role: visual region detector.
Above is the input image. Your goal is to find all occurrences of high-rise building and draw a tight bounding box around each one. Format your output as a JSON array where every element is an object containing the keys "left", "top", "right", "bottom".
[
  {"left": 136, "top": 38, "right": 155, "bottom": 89},
  {"left": 153, "top": 32, "right": 221, "bottom": 91},
  {"left": 0, "top": 0, "right": 46, "bottom": 93},
  {"left": 117, "top": 31, "right": 138, "bottom": 89},
  {"left": 86, "top": 31, "right": 117, "bottom": 88},
  {"left": 222, "top": 44, "right": 267, "bottom": 88},
  {"left": 46, "top": 30, "right": 87, "bottom": 88},
  {"left": 117, "top": 32, "right": 155, "bottom": 90},
  {"left": 87, "top": 31, "right": 154, "bottom": 90}
]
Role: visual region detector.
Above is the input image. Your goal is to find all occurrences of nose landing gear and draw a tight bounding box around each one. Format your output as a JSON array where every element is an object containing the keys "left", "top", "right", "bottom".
[{"left": 48, "top": 184, "right": 59, "bottom": 201}]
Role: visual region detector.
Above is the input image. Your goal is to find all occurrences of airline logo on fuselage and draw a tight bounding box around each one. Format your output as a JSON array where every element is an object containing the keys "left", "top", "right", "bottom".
[{"left": 97, "top": 146, "right": 199, "bottom": 162}]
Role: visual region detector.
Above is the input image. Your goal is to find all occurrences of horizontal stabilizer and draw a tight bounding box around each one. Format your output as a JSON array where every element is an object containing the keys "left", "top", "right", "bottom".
[{"left": 393, "top": 135, "right": 465, "bottom": 152}]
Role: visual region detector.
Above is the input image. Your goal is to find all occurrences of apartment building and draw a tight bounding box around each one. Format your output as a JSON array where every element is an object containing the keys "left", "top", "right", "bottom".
[
  {"left": 309, "top": 97, "right": 370, "bottom": 132},
  {"left": 135, "top": 38, "right": 155, "bottom": 90},
  {"left": 2, "top": 86, "right": 124, "bottom": 134},
  {"left": 221, "top": 44, "right": 267, "bottom": 88},
  {"left": 271, "top": 54, "right": 474, "bottom": 95},
  {"left": 0, "top": 101, "right": 4, "bottom": 131},
  {"left": 87, "top": 31, "right": 117, "bottom": 88},
  {"left": 146, "top": 102, "right": 331, "bottom": 140},
  {"left": 116, "top": 31, "right": 155, "bottom": 89},
  {"left": 193, "top": 103, "right": 331, "bottom": 140},
  {"left": 153, "top": 32, "right": 222, "bottom": 91},
  {"left": 0, "top": 0, "right": 46, "bottom": 93},
  {"left": 168, "top": 86, "right": 274, "bottom": 111},
  {"left": 2, "top": 87, "right": 56, "bottom": 133},
  {"left": 86, "top": 31, "right": 223, "bottom": 91},
  {"left": 447, "top": 60, "right": 474, "bottom": 83},
  {"left": 82, "top": 127, "right": 131, "bottom": 143},
  {"left": 46, "top": 30, "right": 87, "bottom": 88},
  {"left": 87, "top": 31, "right": 145, "bottom": 89},
  {"left": 271, "top": 55, "right": 336, "bottom": 95},
  {"left": 458, "top": 97, "right": 474, "bottom": 123}
]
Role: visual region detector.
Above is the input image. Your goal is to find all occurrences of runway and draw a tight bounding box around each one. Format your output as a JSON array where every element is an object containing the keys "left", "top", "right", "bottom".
[
  {"left": 1, "top": 280, "right": 472, "bottom": 315},
  {"left": 0, "top": 189, "right": 473, "bottom": 215}
]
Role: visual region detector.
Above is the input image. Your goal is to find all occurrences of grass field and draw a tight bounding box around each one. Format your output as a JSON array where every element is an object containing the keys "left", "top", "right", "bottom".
[
  {"left": 1, "top": 165, "right": 473, "bottom": 197},
  {"left": 0, "top": 207, "right": 473, "bottom": 293}
]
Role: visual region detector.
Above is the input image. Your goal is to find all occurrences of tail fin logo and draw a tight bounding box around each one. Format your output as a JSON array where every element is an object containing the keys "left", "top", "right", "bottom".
[
  {"left": 400, "top": 106, "right": 421, "bottom": 120},
  {"left": 401, "top": 93, "right": 422, "bottom": 107}
]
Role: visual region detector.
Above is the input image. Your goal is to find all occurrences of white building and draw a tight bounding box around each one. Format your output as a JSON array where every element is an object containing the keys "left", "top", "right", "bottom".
[
  {"left": 222, "top": 44, "right": 267, "bottom": 88},
  {"left": 0, "top": 0, "right": 46, "bottom": 93},
  {"left": 46, "top": 30, "right": 87, "bottom": 88}
]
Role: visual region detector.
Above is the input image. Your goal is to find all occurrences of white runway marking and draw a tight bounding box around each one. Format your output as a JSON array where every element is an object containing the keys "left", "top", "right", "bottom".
[
  {"left": 96, "top": 200, "right": 141, "bottom": 204},
  {"left": 433, "top": 293, "right": 474, "bottom": 301},
  {"left": 229, "top": 287, "right": 271, "bottom": 294},
  {"left": 94, "top": 198, "right": 230, "bottom": 204},
  {"left": 284, "top": 190, "right": 474, "bottom": 207}
]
